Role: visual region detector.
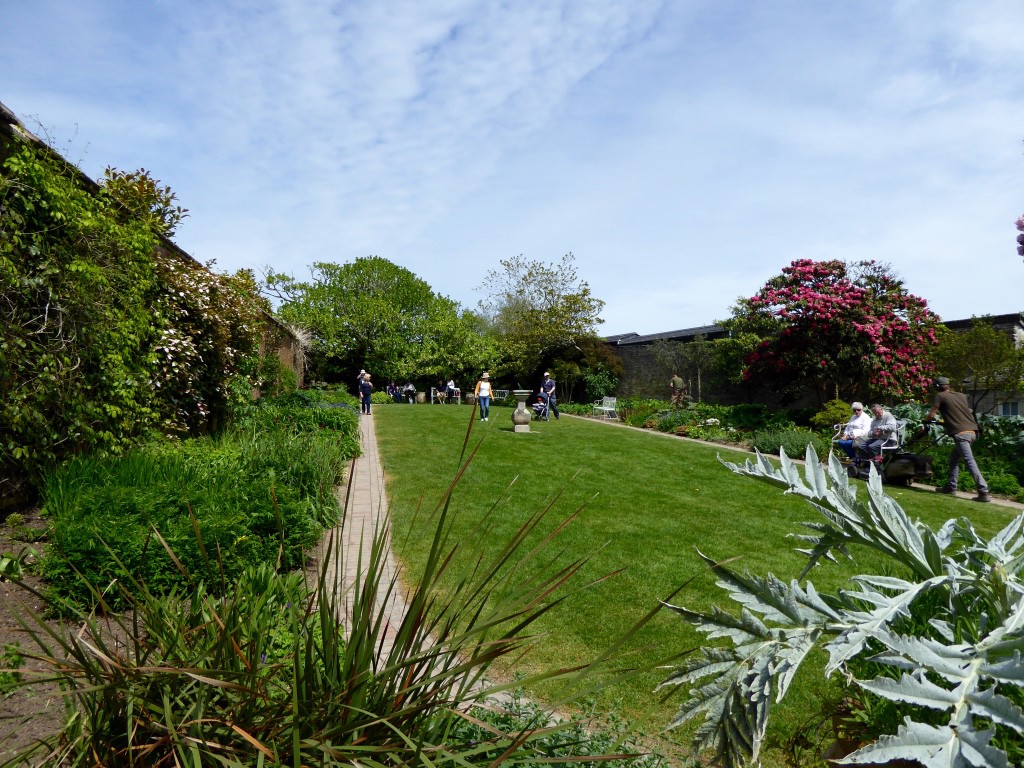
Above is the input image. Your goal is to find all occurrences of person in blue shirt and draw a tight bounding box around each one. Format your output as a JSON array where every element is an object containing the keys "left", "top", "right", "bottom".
[
  {"left": 539, "top": 372, "right": 559, "bottom": 421},
  {"left": 358, "top": 373, "right": 373, "bottom": 415}
]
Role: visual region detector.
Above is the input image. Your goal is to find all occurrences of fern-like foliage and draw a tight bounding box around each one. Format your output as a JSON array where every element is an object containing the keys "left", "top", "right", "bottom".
[{"left": 660, "top": 446, "right": 1024, "bottom": 768}]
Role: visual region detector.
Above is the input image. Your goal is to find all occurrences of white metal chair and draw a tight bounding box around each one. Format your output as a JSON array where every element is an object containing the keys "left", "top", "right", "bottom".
[{"left": 592, "top": 396, "right": 617, "bottom": 419}]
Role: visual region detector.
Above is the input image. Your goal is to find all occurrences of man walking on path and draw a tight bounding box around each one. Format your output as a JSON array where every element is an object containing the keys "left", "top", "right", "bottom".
[{"left": 924, "top": 377, "right": 989, "bottom": 502}]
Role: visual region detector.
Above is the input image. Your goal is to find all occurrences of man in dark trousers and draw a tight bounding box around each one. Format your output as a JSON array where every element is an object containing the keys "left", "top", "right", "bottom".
[
  {"left": 924, "top": 377, "right": 989, "bottom": 502},
  {"left": 540, "top": 372, "right": 559, "bottom": 420}
]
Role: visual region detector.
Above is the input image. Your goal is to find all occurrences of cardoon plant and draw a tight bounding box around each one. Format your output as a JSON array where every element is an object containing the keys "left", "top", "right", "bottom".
[{"left": 661, "top": 447, "right": 1024, "bottom": 768}]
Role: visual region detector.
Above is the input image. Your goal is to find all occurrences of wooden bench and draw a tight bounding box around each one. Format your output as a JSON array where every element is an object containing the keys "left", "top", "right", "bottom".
[{"left": 592, "top": 396, "right": 617, "bottom": 419}]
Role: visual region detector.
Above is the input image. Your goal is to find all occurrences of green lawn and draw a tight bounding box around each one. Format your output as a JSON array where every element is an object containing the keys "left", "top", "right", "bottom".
[{"left": 374, "top": 403, "right": 1019, "bottom": 763}]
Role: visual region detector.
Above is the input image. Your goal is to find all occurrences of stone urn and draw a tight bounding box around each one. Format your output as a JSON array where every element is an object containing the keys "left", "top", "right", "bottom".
[{"left": 511, "top": 389, "right": 533, "bottom": 433}]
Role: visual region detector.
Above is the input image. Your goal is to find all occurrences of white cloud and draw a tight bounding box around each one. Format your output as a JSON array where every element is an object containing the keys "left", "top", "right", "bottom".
[{"left": 2, "top": 0, "right": 1021, "bottom": 335}]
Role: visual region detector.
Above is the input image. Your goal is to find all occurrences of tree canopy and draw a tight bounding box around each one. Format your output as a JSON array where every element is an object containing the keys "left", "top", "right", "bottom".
[
  {"left": 933, "top": 317, "right": 1024, "bottom": 413},
  {"left": 265, "top": 257, "right": 494, "bottom": 385},
  {"left": 476, "top": 253, "right": 604, "bottom": 379},
  {"left": 727, "top": 259, "right": 940, "bottom": 403}
]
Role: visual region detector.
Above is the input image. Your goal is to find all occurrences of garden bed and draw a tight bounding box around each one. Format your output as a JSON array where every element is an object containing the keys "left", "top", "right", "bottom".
[{"left": 0, "top": 507, "right": 63, "bottom": 763}]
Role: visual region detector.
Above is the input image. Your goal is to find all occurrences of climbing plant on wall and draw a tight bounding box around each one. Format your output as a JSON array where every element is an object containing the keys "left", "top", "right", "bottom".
[{"left": 0, "top": 142, "right": 265, "bottom": 500}]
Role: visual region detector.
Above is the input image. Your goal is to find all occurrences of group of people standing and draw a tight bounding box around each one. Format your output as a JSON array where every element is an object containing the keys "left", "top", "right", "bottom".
[
  {"left": 355, "top": 369, "right": 559, "bottom": 425},
  {"left": 470, "top": 371, "right": 558, "bottom": 422},
  {"left": 837, "top": 377, "right": 989, "bottom": 503}
]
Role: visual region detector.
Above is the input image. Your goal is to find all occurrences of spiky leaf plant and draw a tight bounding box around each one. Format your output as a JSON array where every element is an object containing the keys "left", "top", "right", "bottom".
[
  {"left": 5, "top": 443, "right": 661, "bottom": 766},
  {"left": 660, "top": 446, "right": 1024, "bottom": 768}
]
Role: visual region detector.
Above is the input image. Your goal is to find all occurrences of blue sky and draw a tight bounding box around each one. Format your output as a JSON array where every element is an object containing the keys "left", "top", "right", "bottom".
[{"left": 3, "top": 0, "right": 1022, "bottom": 334}]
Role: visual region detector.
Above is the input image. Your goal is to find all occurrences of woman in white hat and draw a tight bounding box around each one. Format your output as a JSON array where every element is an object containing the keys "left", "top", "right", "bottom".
[
  {"left": 474, "top": 372, "right": 492, "bottom": 421},
  {"left": 837, "top": 401, "right": 870, "bottom": 460}
]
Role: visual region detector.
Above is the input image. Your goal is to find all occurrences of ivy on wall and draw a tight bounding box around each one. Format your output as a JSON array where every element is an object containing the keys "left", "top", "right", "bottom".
[{"left": 0, "top": 142, "right": 266, "bottom": 500}]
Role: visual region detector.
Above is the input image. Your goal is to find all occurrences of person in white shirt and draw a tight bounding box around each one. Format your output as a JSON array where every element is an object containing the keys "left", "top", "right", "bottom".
[
  {"left": 474, "top": 372, "right": 492, "bottom": 421},
  {"left": 837, "top": 401, "right": 871, "bottom": 460}
]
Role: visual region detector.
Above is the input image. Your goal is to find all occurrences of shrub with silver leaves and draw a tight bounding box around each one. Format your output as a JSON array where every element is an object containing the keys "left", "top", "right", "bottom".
[{"left": 660, "top": 446, "right": 1024, "bottom": 768}]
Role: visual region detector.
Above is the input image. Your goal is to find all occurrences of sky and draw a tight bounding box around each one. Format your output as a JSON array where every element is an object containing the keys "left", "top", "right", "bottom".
[{"left": 3, "top": 0, "right": 1023, "bottom": 335}]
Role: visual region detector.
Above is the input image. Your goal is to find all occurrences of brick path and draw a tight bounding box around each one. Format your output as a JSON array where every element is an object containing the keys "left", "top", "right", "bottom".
[{"left": 316, "top": 413, "right": 407, "bottom": 666}]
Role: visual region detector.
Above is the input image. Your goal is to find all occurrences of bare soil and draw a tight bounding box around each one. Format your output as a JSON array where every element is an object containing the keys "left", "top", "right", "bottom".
[{"left": 0, "top": 508, "right": 64, "bottom": 766}]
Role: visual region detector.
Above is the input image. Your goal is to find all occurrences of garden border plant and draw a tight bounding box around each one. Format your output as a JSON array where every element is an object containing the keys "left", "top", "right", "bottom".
[
  {"left": 1, "top": 140, "right": 272, "bottom": 504},
  {"left": 38, "top": 393, "right": 360, "bottom": 610},
  {"left": 661, "top": 446, "right": 1024, "bottom": 768},
  {"left": 4, "top": 414, "right": 673, "bottom": 767}
]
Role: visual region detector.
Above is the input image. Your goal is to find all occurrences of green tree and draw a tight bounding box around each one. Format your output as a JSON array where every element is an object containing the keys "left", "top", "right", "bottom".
[
  {"left": 547, "top": 336, "right": 623, "bottom": 403},
  {"left": 265, "top": 257, "right": 494, "bottom": 386},
  {"left": 476, "top": 253, "right": 605, "bottom": 379},
  {"left": 932, "top": 317, "right": 1024, "bottom": 413}
]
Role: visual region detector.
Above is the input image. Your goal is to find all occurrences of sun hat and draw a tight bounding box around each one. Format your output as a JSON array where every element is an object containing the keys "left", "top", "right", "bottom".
[
  {"left": 851, "top": 401, "right": 863, "bottom": 410},
  {"left": 481, "top": 372, "right": 489, "bottom": 379}
]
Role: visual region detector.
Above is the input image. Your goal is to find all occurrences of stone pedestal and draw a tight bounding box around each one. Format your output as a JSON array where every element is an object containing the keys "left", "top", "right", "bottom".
[{"left": 511, "top": 389, "right": 532, "bottom": 433}]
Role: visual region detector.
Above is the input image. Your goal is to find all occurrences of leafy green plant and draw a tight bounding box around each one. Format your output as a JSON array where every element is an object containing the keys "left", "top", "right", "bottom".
[
  {"left": 618, "top": 398, "right": 668, "bottom": 427},
  {"left": 40, "top": 408, "right": 355, "bottom": 609},
  {"left": 581, "top": 368, "right": 619, "bottom": 401},
  {"left": 810, "top": 398, "right": 854, "bottom": 434},
  {"left": 1, "top": 549, "right": 31, "bottom": 581},
  {"left": 725, "top": 403, "right": 793, "bottom": 432},
  {"left": 449, "top": 689, "right": 673, "bottom": 767},
  {"left": 661, "top": 447, "right": 1024, "bottom": 768},
  {"left": 7, "top": 449, "right": 648, "bottom": 766},
  {"left": 0, "top": 642, "right": 23, "bottom": 697},
  {"left": 749, "top": 427, "right": 829, "bottom": 458},
  {"left": 684, "top": 425, "right": 743, "bottom": 444},
  {"left": 0, "top": 142, "right": 269, "bottom": 501}
]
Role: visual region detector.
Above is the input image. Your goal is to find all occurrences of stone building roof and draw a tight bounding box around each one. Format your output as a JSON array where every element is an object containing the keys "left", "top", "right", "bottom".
[
  {"left": 606, "top": 313, "right": 1024, "bottom": 347},
  {"left": 603, "top": 324, "right": 728, "bottom": 346}
]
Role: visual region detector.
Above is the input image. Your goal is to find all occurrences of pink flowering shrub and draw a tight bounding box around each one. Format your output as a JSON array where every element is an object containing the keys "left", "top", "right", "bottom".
[
  {"left": 1016, "top": 214, "right": 1024, "bottom": 260},
  {"left": 733, "top": 259, "right": 940, "bottom": 402}
]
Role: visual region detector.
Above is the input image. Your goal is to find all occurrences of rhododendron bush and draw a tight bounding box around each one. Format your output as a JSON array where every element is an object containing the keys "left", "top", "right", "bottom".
[
  {"left": 730, "top": 259, "right": 940, "bottom": 402},
  {"left": 1016, "top": 214, "right": 1023, "bottom": 260}
]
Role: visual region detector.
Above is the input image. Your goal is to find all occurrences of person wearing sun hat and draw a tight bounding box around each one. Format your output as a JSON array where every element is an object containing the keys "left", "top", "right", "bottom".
[
  {"left": 358, "top": 372, "right": 373, "bottom": 415},
  {"left": 837, "top": 401, "right": 871, "bottom": 460},
  {"left": 474, "top": 372, "right": 492, "bottom": 421},
  {"left": 924, "top": 377, "right": 989, "bottom": 502},
  {"left": 539, "top": 371, "right": 559, "bottom": 420}
]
